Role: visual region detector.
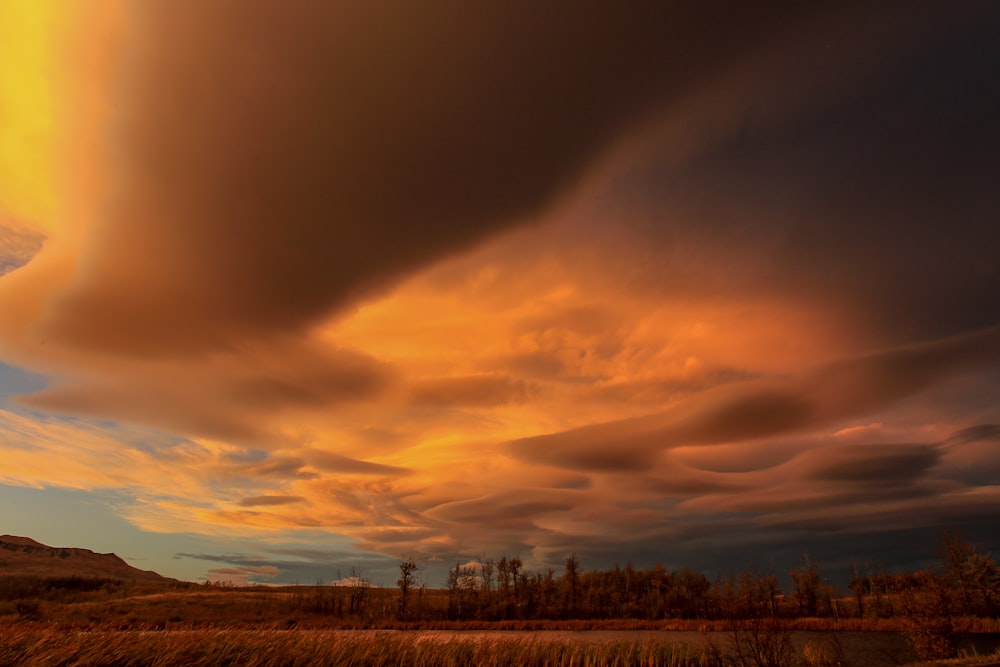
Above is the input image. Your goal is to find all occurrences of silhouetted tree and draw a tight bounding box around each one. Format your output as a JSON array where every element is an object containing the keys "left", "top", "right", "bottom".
[
  {"left": 789, "top": 555, "right": 821, "bottom": 617},
  {"left": 941, "top": 530, "right": 1000, "bottom": 616},
  {"left": 396, "top": 558, "right": 417, "bottom": 620},
  {"left": 849, "top": 563, "right": 869, "bottom": 618},
  {"left": 479, "top": 558, "right": 494, "bottom": 594},
  {"left": 564, "top": 554, "right": 580, "bottom": 616}
]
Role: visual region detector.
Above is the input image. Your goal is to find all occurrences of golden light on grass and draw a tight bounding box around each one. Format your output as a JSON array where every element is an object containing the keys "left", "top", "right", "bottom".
[{"left": 0, "top": 626, "right": 705, "bottom": 667}]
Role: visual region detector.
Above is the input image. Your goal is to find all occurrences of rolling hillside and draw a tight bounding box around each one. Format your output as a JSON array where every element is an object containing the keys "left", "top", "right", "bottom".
[{"left": 0, "top": 535, "right": 174, "bottom": 583}]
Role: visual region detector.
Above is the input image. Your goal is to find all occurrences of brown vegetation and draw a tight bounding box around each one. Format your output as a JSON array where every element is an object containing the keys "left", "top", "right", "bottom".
[
  {"left": 0, "top": 626, "right": 705, "bottom": 667},
  {"left": 1, "top": 532, "right": 999, "bottom": 665}
]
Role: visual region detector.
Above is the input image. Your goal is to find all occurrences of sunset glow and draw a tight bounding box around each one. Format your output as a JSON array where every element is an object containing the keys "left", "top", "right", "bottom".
[{"left": 0, "top": 2, "right": 997, "bottom": 586}]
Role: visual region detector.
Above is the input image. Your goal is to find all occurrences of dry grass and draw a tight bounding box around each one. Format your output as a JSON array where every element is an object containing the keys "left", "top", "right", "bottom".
[
  {"left": 905, "top": 648, "right": 1000, "bottom": 667},
  {"left": 4, "top": 587, "right": 1000, "bottom": 634},
  {"left": 4, "top": 624, "right": 991, "bottom": 667},
  {"left": 0, "top": 625, "right": 706, "bottom": 667}
]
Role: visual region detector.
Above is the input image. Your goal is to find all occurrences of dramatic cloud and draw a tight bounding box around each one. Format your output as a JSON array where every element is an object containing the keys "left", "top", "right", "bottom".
[
  {"left": 4, "top": 1, "right": 843, "bottom": 360},
  {"left": 508, "top": 328, "right": 1000, "bottom": 471},
  {"left": 15, "top": 339, "right": 393, "bottom": 445},
  {"left": 0, "top": 2, "right": 998, "bottom": 584}
]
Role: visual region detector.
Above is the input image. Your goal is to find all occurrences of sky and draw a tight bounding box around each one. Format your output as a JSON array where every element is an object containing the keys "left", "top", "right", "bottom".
[{"left": 0, "top": 1, "right": 998, "bottom": 588}]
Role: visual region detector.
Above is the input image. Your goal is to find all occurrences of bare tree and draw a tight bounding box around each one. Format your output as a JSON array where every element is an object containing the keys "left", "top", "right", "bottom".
[
  {"left": 789, "top": 554, "right": 821, "bottom": 617},
  {"left": 849, "top": 562, "right": 868, "bottom": 618},
  {"left": 396, "top": 558, "right": 417, "bottom": 620},
  {"left": 564, "top": 554, "right": 581, "bottom": 616},
  {"left": 941, "top": 530, "right": 1000, "bottom": 616},
  {"left": 480, "top": 557, "right": 495, "bottom": 594}
]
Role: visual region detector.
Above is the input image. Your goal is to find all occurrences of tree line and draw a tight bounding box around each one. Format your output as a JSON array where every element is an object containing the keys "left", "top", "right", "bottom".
[{"left": 395, "top": 532, "right": 999, "bottom": 623}]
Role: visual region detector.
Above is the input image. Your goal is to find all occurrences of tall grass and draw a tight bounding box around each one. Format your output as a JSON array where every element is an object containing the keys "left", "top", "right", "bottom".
[{"left": 0, "top": 625, "right": 707, "bottom": 667}]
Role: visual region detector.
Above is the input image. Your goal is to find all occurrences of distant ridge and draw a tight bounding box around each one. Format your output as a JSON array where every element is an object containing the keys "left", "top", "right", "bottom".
[
  {"left": 0, "top": 535, "right": 175, "bottom": 583},
  {"left": 0, "top": 535, "right": 46, "bottom": 548}
]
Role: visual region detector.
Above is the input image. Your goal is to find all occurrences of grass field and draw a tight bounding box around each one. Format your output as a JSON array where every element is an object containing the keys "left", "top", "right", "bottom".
[
  {"left": 3, "top": 571, "right": 1000, "bottom": 666},
  {"left": 0, "top": 626, "right": 706, "bottom": 667},
  {"left": 2, "top": 624, "right": 999, "bottom": 667}
]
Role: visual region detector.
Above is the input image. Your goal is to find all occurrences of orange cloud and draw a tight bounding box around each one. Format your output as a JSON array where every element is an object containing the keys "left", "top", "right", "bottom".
[{"left": 0, "top": 2, "right": 998, "bottom": 580}]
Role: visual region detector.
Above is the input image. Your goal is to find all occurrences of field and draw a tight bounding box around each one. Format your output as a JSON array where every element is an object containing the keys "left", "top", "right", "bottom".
[
  {"left": 3, "top": 627, "right": 700, "bottom": 667},
  {"left": 3, "top": 533, "right": 1000, "bottom": 666},
  {"left": 2, "top": 582, "right": 1000, "bottom": 667},
  {"left": 3, "top": 623, "right": 1000, "bottom": 667}
]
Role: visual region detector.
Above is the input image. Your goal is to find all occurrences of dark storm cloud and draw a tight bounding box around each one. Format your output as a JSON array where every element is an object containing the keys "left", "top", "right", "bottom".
[
  {"left": 4, "top": 1, "right": 999, "bottom": 587},
  {"left": 561, "top": 522, "right": 980, "bottom": 587},
  {"left": 36, "top": 0, "right": 851, "bottom": 356},
  {"left": 614, "top": 2, "right": 1000, "bottom": 345},
  {"left": 509, "top": 327, "right": 1000, "bottom": 470},
  {"left": 937, "top": 424, "right": 1000, "bottom": 487},
  {"left": 496, "top": 424, "right": 1000, "bottom": 585},
  {"left": 801, "top": 444, "right": 939, "bottom": 483},
  {"left": 945, "top": 424, "right": 1000, "bottom": 447},
  {"left": 640, "top": 474, "right": 742, "bottom": 497}
]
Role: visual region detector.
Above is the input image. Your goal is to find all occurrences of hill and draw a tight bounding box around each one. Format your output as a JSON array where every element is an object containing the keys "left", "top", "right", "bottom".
[{"left": 0, "top": 535, "right": 174, "bottom": 583}]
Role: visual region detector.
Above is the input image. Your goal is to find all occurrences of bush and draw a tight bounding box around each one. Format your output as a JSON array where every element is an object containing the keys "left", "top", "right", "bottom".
[
  {"left": 14, "top": 600, "right": 42, "bottom": 621},
  {"left": 901, "top": 571, "right": 958, "bottom": 660}
]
